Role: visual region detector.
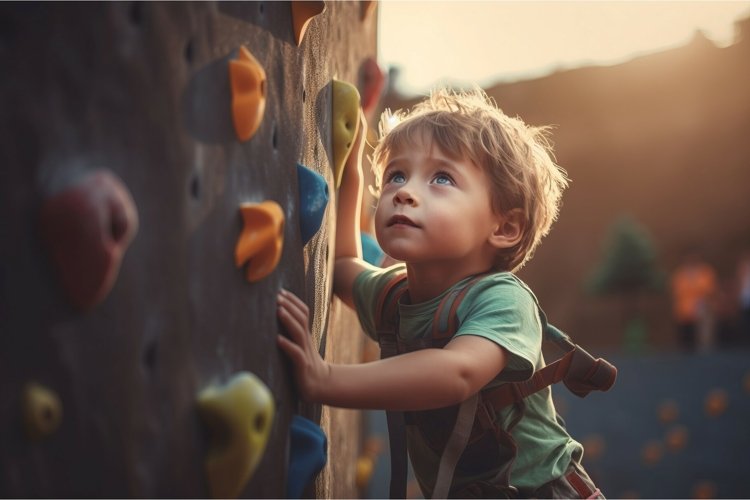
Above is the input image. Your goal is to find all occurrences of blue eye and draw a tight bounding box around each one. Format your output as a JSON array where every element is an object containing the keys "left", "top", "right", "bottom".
[
  {"left": 387, "top": 171, "right": 406, "bottom": 184},
  {"left": 433, "top": 173, "right": 454, "bottom": 185}
]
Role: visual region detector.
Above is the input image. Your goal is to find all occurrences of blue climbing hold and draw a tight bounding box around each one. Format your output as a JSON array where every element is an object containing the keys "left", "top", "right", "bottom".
[
  {"left": 287, "top": 415, "right": 328, "bottom": 498},
  {"left": 361, "top": 232, "right": 385, "bottom": 266},
  {"left": 297, "top": 163, "right": 329, "bottom": 245}
]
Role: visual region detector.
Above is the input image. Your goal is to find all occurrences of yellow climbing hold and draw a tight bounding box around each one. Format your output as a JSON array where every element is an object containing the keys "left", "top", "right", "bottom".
[
  {"left": 229, "top": 45, "right": 267, "bottom": 142},
  {"left": 235, "top": 201, "right": 285, "bottom": 282},
  {"left": 331, "top": 79, "right": 361, "bottom": 189},
  {"left": 22, "top": 382, "right": 63, "bottom": 441},
  {"left": 197, "top": 372, "right": 275, "bottom": 499}
]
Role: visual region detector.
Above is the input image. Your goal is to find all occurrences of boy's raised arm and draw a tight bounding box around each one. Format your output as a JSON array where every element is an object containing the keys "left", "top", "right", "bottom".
[{"left": 333, "top": 111, "right": 373, "bottom": 308}]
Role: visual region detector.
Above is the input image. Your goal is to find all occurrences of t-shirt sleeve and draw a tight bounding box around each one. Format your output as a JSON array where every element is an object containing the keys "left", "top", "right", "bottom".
[
  {"left": 352, "top": 263, "right": 408, "bottom": 342},
  {"left": 454, "top": 277, "right": 542, "bottom": 382}
]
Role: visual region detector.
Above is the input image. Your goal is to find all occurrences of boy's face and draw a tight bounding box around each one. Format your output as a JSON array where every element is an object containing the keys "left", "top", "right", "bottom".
[{"left": 374, "top": 133, "right": 504, "bottom": 269}]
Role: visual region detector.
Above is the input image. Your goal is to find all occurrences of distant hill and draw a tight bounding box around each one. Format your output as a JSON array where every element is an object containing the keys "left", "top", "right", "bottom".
[{"left": 379, "top": 19, "right": 750, "bottom": 349}]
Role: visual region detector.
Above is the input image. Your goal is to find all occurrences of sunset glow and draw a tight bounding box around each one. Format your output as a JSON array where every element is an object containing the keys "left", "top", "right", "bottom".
[{"left": 379, "top": 1, "right": 750, "bottom": 93}]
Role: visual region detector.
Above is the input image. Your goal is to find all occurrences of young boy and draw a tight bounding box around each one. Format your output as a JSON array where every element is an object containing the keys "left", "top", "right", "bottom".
[{"left": 277, "top": 88, "right": 602, "bottom": 498}]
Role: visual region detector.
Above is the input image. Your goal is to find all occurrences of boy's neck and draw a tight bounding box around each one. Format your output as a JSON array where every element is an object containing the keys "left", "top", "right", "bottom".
[{"left": 404, "top": 262, "right": 495, "bottom": 304}]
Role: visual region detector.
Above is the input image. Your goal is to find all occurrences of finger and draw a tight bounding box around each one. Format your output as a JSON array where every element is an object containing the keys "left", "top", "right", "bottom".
[
  {"left": 276, "top": 334, "right": 306, "bottom": 364},
  {"left": 278, "top": 290, "right": 310, "bottom": 328},
  {"left": 277, "top": 303, "right": 308, "bottom": 344}
]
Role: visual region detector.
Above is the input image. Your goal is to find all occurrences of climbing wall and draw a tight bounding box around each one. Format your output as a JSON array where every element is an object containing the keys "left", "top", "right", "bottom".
[{"left": 0, "top": 2, "right": 379, "bottom": 497}]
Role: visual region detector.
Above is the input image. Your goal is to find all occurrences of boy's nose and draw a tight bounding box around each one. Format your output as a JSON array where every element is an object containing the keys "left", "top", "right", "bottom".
[{"left": 393, "top": 187, "right": 416, "bottom": 206}]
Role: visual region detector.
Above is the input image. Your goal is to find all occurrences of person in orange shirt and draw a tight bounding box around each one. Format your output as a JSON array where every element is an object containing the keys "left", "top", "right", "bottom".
[{"left": 670, "top": 252, "right": 718, "bottom": 351}]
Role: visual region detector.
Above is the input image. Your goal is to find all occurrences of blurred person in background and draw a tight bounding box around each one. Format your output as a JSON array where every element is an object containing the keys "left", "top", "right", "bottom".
[
  {"left": 736, "top": 252, "right": 750, "bottom": 342},
  {"left": 670, "top": 252, "right": 718, "bottom": 352}
]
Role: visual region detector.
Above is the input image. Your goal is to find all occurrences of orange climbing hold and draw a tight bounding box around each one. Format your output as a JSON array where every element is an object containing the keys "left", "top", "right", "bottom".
[
  {"left": 235, "top": 201, "right": 284, "bottom": 282},
  {"left": 229, "top": 46, "right": 267, "bottom": 142},
  {"left": 641, "top": 440, "right": 663, "bottom": 465},
  {"left": 291, "top": 1, "right": 326, "bottom": 45},
  {"left": 704, "top": 388, "right": 728, "bottom": 417},
  {"left": 332, "top": 79, "right": 361, "bottom": 188},
  {"left": 657, "top": 399, "right": 680, "bottom": 424},
  {"left": 665, "top": 425, "right": 688, "bottom": 452}
]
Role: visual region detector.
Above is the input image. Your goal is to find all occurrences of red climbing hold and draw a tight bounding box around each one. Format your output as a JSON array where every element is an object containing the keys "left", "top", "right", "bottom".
[{"left": 39, "top": 170, "right": 139, "bottom": 310}]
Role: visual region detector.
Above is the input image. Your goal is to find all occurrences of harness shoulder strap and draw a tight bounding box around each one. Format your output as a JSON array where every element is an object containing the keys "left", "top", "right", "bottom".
[{"left": 374, "top": 272, "right": 409, "bottom": 499}]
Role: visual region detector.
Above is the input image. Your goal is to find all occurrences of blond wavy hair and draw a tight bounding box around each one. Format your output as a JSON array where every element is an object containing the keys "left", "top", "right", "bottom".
[{"left": 372, "top": 87, "right": 568, "bottom": 272}]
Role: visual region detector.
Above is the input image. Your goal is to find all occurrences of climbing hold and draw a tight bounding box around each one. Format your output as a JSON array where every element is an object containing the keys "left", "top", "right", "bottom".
[
  {"left": 361, "top": 233, "right": 384, "bottom": 266},
  {"left": 296, "top": 164, "right": 329, "bottom": 245},
  {"left": 22, "top": 382, "right": 63, "bottom": 441},
  {"left": 665, "top": 425, "right": 688, "bottom": 452},
  {"left": 657, "top": 399, "right": 679, "bottom": 424},
  {"left": 291, "top": 1, "right": 325, "bottom": 45},
  {"left": 234, "top": 201, "right": 284, "bottom": 282},
  {"left": 580, "top": 434, "right": 605, "bottom": 461},
  {"left": 692, "top": 480, "right": 718, "bottom": 499},
  {"left": 331, "top": 79, "right": 361, "bottom": 189},
  {"left": 360, "top": 0, "right": 377, "bottom": 21},
  {"left": 355, "top": 436, "right": 382, "bottom": 491},
  {"left": 704, "top": 388, "right": 728, "bottom": 417},
  {"left": 359, "top": 56, "right": 385, "bottom": 118},
  {"left": 39, "top": 169, "right": 139, "bottom": 310},
  {"left": 743, "top": 371, "right": 750, "bottom": 393},
  {"left": 197, "top": 372, "right": 275, "bottom": 499},
  {"left": 641, "top": 440, "right": 663, "bottom": 466},
  {"left": 286, "top": 415, "right": 328, "bottom": 498},
  {"left": 229, "top": 45, "right": 267, "bottom": 142}
]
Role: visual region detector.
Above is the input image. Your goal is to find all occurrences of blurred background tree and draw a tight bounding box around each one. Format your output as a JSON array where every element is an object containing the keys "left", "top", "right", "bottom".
[{"left": 587, "top": 215, "right": 666, "bottom": 353}]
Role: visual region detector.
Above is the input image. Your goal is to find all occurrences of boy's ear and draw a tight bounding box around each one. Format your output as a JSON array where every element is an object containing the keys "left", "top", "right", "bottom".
[{"left": 489, "top": 209, "right": 523, "bottom": 249}]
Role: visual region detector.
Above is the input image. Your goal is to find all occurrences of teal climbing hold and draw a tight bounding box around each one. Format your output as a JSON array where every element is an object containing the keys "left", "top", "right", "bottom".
[
  {"left": 287, "top": 415, "right": 327, "bottom": 498},
  {"left": 296, "top": 163, "right": 328, "bottom": 244},
  {"left": 361, "top": 232, "right": 385, "bottom": 266}
]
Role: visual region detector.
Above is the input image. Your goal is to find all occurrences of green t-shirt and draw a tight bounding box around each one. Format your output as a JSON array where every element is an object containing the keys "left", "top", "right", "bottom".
[{"left": 353, "top": 264, "right": 583, "bottom": 495}]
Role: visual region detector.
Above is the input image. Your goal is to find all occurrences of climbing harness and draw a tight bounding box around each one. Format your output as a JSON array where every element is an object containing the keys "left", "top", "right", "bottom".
[{"left": 374, "top": 272, "right": 617, "bottom": 499}]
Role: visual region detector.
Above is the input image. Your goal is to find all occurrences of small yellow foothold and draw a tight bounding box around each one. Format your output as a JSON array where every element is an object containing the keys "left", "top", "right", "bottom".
[
  {"left": 229, "top": 46, "right": 267, "bottom": 142},
  {"left": 197, "top": 372, "right": 275, "bottom": 499},
  {"left": 234, "top": 201, "right": 285, "bottom": 282},
  {"left": 22, "top": 382, "right": 63, "bottom": 441},
  {"left": 291, "top": 1, "right": 326, "bottom": 45},
  {"left": 331, "top": 79, "right": 361, "bottom": 188}
]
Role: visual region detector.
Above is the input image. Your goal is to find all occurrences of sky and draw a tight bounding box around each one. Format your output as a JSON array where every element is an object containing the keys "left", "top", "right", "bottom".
[{"left": 378, "top": 1, "right": 750, "bottom": 95}]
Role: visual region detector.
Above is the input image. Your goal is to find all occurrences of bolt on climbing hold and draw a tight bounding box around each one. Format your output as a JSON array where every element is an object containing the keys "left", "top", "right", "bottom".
[
  {"left": 291, "top": 1, "right": 325, "bottom": 45},
  {"left": 22, "top": 382, "right": 63, "bottom": 441},
  {"left": 229, "top": 45, "right": 267, "bottom": 142},
  {"left": 296, "top": 164, "right": 328, "bottom": 245},
  {"left": 39, "top": 169, "right": 139, "bottom": 310},
  {"left": 197, "top": 372, "right": 275, "bottom": 499},
  {"left": 235, "top": 201, "right": 284, "bottom": 282},
  {"left": 331, "top": 79, "right": 361, "bottom": 189},
  {"left": 665, "top": 425, "right": 688, "bottom": 452}
]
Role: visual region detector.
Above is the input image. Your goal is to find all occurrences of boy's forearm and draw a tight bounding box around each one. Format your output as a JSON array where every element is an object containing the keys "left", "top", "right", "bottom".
[
  {"left": 335, "top": 159, "right": 363, "bottom": 262},
  {"left": 312, "top": 341, "right": 506, "bottom": 411}
]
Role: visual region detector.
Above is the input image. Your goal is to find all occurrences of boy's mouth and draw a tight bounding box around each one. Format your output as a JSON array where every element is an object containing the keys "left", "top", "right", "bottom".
[{"left": 387, "top": 215, "right": 419, "bottom": 228}]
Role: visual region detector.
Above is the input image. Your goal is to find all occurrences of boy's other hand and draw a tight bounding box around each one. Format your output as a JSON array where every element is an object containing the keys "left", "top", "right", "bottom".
[{"left": 276, "top": 289, "right": 331, "bottom": 402}]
